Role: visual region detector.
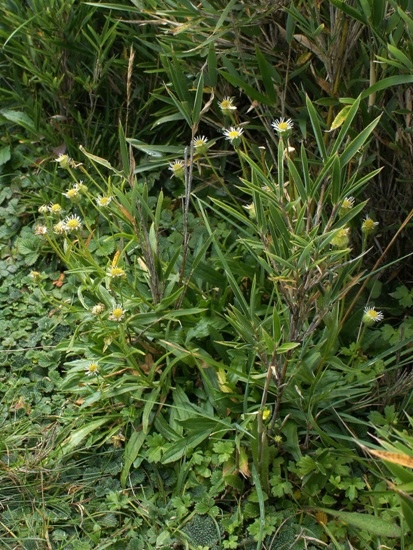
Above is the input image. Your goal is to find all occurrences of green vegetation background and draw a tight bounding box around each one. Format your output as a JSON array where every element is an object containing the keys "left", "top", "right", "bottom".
[{"left": 1, "top": 0, "right": 413, "bottom": 548}]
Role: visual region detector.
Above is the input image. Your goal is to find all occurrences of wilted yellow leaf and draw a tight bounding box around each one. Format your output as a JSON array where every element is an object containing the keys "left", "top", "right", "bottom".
[
  {"left": 329, "top": 105, "right": 352, "bottom": 131},
  {"left": 366, "top": 448, "right": 413, "bottom": 468}
]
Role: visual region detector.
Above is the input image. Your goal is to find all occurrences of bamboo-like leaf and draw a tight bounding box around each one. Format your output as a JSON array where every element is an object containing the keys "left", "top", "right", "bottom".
[
  {"left": 161, "top": 54, "right": 191, "bottom": 103},
  {"left": 361, "top": 75, "right": 413, "bottom": 100},
  {"left": 331, "top": 154, "right": 342, "bottom": 204},
  {"left": 255, "top": 46, "right": 278, "bottom": 102},
  {"left": 388, "top": 0, "right": 413, "bottom": 34},
  {"left": 207, "top": 42, "right": 217, "bottom": 86},
  {"left": 287, "top": 158, "right": 307, "bottom": 202},
  {"left": 305, "top": 95, "right": 327, "bottom": 161},
  {"left": 329, "top": 0, "right": 368, "bottom": 24},
  {"left": 340, "top": 115, "right": 381, "bottom": 166},
  {"left": 387, "top": 44, "right": 413, "bottom": 71},
  {"left": 192, "top": 74, "right": 204, "bottom": 128},
  {"left": 118, "top": 122, "right": 130, "bottom": 177}
]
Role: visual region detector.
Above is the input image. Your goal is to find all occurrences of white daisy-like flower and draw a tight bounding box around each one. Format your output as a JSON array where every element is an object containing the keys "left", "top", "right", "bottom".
[
  {"left": 49, "top": 203, "right": 63, "bottom": 215},
  {"left": 63, "top": 214, "right": 82, "bottom": 232},
  {"left": 219, "top": 96, "right": 237, "bottom": 112},
  {"left": 74, "top": 182, "right": 88, "bottom": 194},
  {"left": 63, "top": 187, "right": 79, "bottom": 200},
  {"left": 85, "top": 362, "right": 99, "bottom": 376},
  {"left": 107, "top": 266, "right": 126, "bottom": 278},
  {"left": 192, "top": 135, "right": 208, "bottom": 154},
  {"left": 223, "top": 126, "right": 244, "bottom": 143},
  {"left": 109, "top": 306, "right": 126, "bottom": 322},
  {"left": 168, "top": 160, "right": 185, "bottom": 179},
  {"left": 96, "top": 195, "right": 112, "bottom": 207},
  {"left": 55, "top": 154, "right": 71, "bottom": 169},
  {"left": 362, "top": 306, "right": 384, "bottom": 325},
  {"left": 38, "top": 204, "right": 49, "bottom": 214},
  {"left": 272, "top": 117, "right": 294, "bottom": 134}
]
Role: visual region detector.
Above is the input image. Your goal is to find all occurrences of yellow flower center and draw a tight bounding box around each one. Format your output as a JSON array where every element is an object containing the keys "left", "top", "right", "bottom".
[
  {"left": 66, "top": 219, "right": 80, "bottom": 230},
  {"left": 65, "top": 189, "right": 78, "bottom": 199},
  {"left": 220, "top": 98, "right": 236, "bottom": 110},
  {"left": 108, "top": 267, "right": 125, "bottom": 277},
  {"left": 111, "top": 308, "right": 124, "bottom": 319},
  {"left": 98, "top": 196, "right": 111, "bottom": 206},
  {"left": 87, "top": 363, "right": 99, "bottom": 373},
  {"left": 228, "top": 130, "right": 240, "bottom": 139},
  {"left": 342, "top": 198, "right": 354, "bottom": 209},
  {"left": 363, "top": 219, "right": 375, "bottom": 230},
  {"left": 365, "top": 309, "right": 379, "bottom": 320}
]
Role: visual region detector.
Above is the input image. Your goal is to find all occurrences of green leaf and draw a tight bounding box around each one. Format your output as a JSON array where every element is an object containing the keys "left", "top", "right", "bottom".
[
  {"left": 118, "top": 122, "right": 130, "bottom": 177},
  {"left": 255, "top": 46, "right": 278, "bottom": 102},
  {"left": 59, "top": 417, "right": 110, "bottom": 457},
  {"left": 0, "top": 145, "right": 11, "bottom": 166},
  {"left": 329, "top": 0, "right": 368, "bottom": 24},
  {"left": 318, "top": 508, "right": 402, "bottom": 538},
  {"left": 277, "top": 342, "right": 300, "bottom": 353},
  {"left": 0, "top": 109, "right": 36, "bottom": 133},
  {"left": 400, "top": 494, "right": 413, "bottom": 533},
  {"left": 387, "top": 44, "right": 413, "bottom": 71},
  {"left": 192, "top": 72, "right": 204, "bottom": 128},
  {"left": 127, "top": 139, "right": 184, "bottom": 156},
  {"left": 340, "top": 115, "right": 381, "bottom": 166},
  {"left": 206, "top": 42, "right": 217, "bottom": 87},
  {"left": 305, "top": 95, "right": 327, "bottom": 161},
  {"left": 161, "top": 430, "right": 213, "bottom": 464},
  {"left": 121, "top": 430, "right": 145, "bottom": 487},
  {"left": 79, "top": 145, "right": 117, "bottom": 171},
  {"left": 361, "top": 75, "right": 413, "bottom": 100}
]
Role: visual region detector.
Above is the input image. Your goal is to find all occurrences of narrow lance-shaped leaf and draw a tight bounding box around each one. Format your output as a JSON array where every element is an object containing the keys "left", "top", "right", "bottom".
[
  {"left": 305, "top": 95, "right": 327, "bottom": 161},
  {"left": 317, "top": 508, "right": 401, "bottom": 538},
  {"left": 340, "top": 115, "right": 381, "bottom": 166},
  {"left": 121, "top": 431, "right": 145, "bottom": 487},
  {"left": 192, "top": 72, "right": 204, "bottom": 129}
]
